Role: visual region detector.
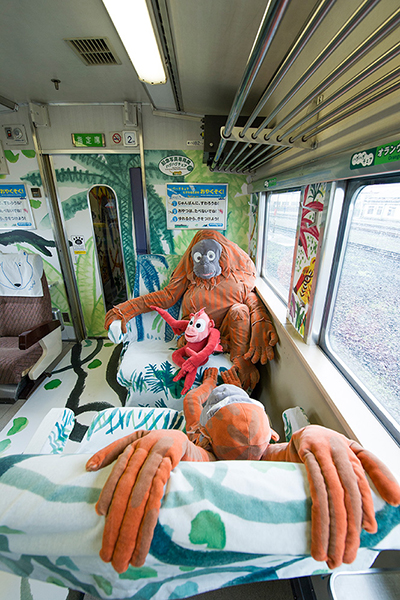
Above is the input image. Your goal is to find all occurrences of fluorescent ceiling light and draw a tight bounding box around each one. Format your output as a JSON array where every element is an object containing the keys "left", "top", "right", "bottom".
[{"left": 102, "top": 0, "right": 167, "bottom": 85}]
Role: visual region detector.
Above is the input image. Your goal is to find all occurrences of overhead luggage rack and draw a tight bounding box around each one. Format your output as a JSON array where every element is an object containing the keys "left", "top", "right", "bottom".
[{"left": 206, "top": 0, "right": 400, "bottom": 174}]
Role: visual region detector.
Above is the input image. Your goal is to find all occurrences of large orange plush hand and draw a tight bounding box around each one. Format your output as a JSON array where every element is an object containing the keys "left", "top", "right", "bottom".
[
  {"left": 86, "top": 429, "right": 211, "bottom": 573},
  {"left": 263, "top": 425, "right": 400, "bottom": 569},
  {"left": 244, "top": 319, "right": 278, "bottom": 364}
]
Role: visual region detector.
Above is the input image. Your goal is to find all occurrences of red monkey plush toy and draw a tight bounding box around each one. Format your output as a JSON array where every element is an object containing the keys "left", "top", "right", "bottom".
[
  {"left": 150, "top": 305, "right": 223, "bottom": 394},
  {"left": 87, "top": 367, "right": 400, "bottom": 574},
  {"left": 104, "top": 231, "right": 278, "bottom": 390}
]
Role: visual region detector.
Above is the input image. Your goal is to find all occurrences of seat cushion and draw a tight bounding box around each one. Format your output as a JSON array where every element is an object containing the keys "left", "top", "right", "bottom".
[
  {"left": 0, "top": 338, "right": 43, "bottom": 384},
  {"left": 118, "top": 339, "right": 233, "bottom": 411}
]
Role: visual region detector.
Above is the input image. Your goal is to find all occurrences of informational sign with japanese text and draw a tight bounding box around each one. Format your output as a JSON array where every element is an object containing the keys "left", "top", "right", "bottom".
[
  {"left": 350, "top": 139, "right": 400, "bottom": 169},
  {"left": 166, "top": 183, "right": 228, "bottom": 230},
  {"left": 0, "top": 184, "right": 35, "bottom": 230}
]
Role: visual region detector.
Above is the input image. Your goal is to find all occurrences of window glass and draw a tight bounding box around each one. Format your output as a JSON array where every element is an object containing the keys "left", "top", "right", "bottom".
[
  {"left": 326, "top": 183, "right": 400, "bottom": 428},
  {"left": 262, "top": 190, "right": 300, "bottom": 300}
]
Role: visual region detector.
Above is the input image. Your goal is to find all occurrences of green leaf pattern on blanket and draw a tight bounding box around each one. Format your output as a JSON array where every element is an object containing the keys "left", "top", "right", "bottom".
[
  {"left": 189, "top": 511, "right": 226, "bottom": 549},
  {"left": 7, "top": 418, "right": 29, "bottom": 436},
  {"left": 1, "top": 467, "right": 101, "bottom": 504},
  {"left": 119, "top": 566, "right": 158, "bottom": 580}
]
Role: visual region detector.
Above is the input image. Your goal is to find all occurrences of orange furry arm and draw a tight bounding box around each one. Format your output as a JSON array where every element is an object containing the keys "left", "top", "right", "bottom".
[{"left": 104, "top": 262, "right": 189, "bottom": 331}]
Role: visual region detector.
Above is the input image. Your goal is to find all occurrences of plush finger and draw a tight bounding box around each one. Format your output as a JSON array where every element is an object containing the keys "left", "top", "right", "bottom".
[
  {"left": 220, "top": 366, "right": 242, "bottom": 387},
  {"left": 350, "top": 442, "right": 400, "bottom": 506},
  {"left": 349, "top": 454, "right": 377, "bottom": 533},
  {"left": 250, "top": 347, "right": 262, "bottom": 364},
  {"left": 261, "top": 345, "right": 275, "bottom": 363},
  {"left": 243, "top": 347, "right": 257, "bottom": 363},
  {"left": 86, "top": 431, "right": 148, "bottom": 471},
  {"left": 100, "top": 446, "right": 152, "bottom": 563},
  {"left": 309, "top": 447, "right": 348, "bottom": 569},
  {"left": 130, "top": 456, "right": 173, "bottom": 567},
  {"left": 203, "top": 367, "right": 219, "bottom": 382},
  {"left": 330, "top": 445, "right": 363, "bottom": 565},
  {"left": 302, "top": 451, "right": 330, "bottom": 563},
  {"left": 96, "top": 443, "right": 135, "bottom": 515},
  {"left": 109, "top": 447, "right": 167, "bottom": 572}
]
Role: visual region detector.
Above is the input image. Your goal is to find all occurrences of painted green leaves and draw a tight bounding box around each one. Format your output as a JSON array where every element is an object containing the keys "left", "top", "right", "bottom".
[
  {"left": 7, "top": 417, "right": 28, "bottom": 436},
  {"left": 0, "top": 417, "right": 29, "bottom": 455}
]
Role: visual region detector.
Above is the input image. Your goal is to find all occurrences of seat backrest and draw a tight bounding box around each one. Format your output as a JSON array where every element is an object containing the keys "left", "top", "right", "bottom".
[
  {"left": 0, "top": 253, "right": 53, "bottom": 337},
  {"left": 128, "top": 253, "right": 182, "bottom": 343}
]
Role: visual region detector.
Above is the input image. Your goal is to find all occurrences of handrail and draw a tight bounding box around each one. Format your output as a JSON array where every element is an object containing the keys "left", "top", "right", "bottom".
[
  {"left": 244, "top": 72, "right": 400, "bottom": 171},
  {"left": 209, "top": 0, "right": 400, "bottom": 175},
  {"left": 210, "top": 0, "right": 291, "bottom": 170}
]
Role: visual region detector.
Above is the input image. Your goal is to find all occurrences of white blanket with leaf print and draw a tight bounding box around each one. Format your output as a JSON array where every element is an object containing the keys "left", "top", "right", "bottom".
[{"left": 0, "top": 452, "right": 399, "bottom": 600}]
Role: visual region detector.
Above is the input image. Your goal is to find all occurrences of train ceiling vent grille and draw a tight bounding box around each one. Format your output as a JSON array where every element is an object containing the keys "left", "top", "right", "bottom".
[{"left": 65, "top": 37, "right": 122, "bottom": 66}]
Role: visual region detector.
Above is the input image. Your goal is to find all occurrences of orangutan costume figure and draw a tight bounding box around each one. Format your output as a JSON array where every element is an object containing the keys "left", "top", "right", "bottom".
[
  {"left": 105, "top": 231, "right": 278, "bottom": 390},
  {"left": 86, "top": 367, "right": 400, "bottom": 574}
]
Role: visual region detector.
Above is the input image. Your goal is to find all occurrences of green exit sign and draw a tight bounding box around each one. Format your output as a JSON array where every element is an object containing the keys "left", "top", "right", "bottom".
[{"left": 72, "top": 133, "right": 105, "bottom": 147}]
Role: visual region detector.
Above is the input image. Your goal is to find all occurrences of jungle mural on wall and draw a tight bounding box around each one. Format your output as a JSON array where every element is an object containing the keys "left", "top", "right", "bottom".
[{"left": 1, "top": 149, "right": 251, "bottom": 338}]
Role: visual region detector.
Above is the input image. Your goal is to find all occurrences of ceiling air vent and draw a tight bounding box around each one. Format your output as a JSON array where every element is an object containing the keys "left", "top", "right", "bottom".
[{"left": 65, "top": 37, "right": 122, "bottom": 66}]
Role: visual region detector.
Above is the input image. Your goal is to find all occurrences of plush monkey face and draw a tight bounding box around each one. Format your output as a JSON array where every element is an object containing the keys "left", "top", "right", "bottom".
[
  {"left": 191, "top": 239, "right": 222, "bottom": 279},
  {"left": 185, "top": 308, "right": 214, "bottom": 343}
]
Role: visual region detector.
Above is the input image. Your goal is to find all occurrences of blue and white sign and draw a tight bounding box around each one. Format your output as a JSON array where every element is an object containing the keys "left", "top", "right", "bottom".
[
  {"left": 0, "top": 183, "right": 35, "bottom": 229},
  {"left": 166, "top": 183, "right": 228, "bottom": 230}
]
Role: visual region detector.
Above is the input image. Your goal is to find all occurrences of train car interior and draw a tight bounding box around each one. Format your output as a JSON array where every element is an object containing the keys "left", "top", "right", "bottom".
[{"left": 0, "top": 0, "right": 400, "bottom": 599}]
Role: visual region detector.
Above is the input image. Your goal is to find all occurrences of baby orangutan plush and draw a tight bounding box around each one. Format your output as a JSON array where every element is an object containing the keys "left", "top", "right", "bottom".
[
  {"left": 86, "top": 367, "right": 400, "bottom": 574},
  {"left": 150, "top": 305, "right": 223, "bottom": 395}
]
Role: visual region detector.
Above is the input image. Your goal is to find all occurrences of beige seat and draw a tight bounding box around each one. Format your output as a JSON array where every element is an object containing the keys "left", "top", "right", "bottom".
[{"left": 0, "top": 252, "right": 62, "bottom": 402}]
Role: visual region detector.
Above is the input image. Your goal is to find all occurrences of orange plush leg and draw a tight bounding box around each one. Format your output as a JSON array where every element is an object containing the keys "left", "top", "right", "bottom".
[
  {"left": 219, "top": 304, "right": 260, "bottom": 391},
  {"left": 184, "top": 367, "right": 218, "bottom": 439}
]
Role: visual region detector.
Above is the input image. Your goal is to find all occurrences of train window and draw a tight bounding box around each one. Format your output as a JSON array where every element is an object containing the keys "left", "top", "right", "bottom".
[
  {"left": 261, "top": 190, "right": 300, "bottom": 301},
  {"left": 322, "top": 182, "right": 400, "bottom": 436}
]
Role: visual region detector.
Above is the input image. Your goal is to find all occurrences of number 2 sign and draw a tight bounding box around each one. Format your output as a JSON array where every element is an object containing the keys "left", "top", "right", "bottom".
[{"left": 123, "top": 131, "right": 138, "bottom": 147}]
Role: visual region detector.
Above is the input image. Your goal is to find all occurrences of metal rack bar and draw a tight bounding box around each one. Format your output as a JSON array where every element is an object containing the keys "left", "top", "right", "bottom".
[
  {"left": 302, "top": 77, "right": 400, "bottom": 141},
  {"left": 266, "top": 7, "right": 400, "bottom": 140},
  {"left": 240, "top": 0, "right": 337, "bottom": 138},
  {"left": 210, "top": 0, "right": 291, "bottom": 170},
  {"left": 253, "top": 0, "right": 381, "bottom": 138},
  {"left": 283, "top": 41, "right": 400, "bottom": 141}
]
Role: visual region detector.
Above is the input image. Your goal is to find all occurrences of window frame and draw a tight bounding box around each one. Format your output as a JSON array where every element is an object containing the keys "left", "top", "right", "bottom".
[
  {"left": 318, "top": 173, "right": 400, "bottom": 444},
  {"left": 259, "top": 187, "right": 302, "bottom": 304}
]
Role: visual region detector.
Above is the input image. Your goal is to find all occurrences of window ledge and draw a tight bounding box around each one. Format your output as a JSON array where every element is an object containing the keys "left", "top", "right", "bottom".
[{"left": 256, "top": 277, "right": 400, "bottom": 479}]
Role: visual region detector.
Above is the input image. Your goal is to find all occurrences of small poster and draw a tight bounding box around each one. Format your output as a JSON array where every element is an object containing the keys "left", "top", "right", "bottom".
[
  {"left": 166, "top": 183, "right": 228, "bottom": 230},
  {"left": 287, "top": 182, "right": 330, "bottom": 339},
  {"left": 0, "top": 183, "right": 35, "bottom": 230}
]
